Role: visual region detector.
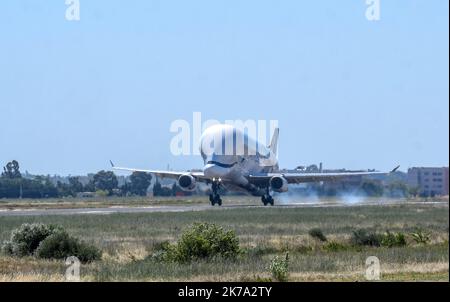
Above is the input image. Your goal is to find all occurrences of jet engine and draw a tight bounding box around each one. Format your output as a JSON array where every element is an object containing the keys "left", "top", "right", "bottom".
[
  {"left": 270, "top": 175, "right": 288, "bottom": 192},
  {"left": 177, "top": 174, "right": 196, "bottom": 191}
]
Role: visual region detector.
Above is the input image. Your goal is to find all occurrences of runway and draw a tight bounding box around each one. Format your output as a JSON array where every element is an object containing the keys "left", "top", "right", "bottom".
[
  {"left": 0, "top": 205, "right": 218, "bottom": 216},
  {"left": 0, "top": 200, "right": 446, "bottom": 216}
]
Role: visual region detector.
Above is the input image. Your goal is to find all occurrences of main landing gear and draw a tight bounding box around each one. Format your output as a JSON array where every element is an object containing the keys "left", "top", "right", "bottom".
[
  {"left": 261, "top": 187, "right": 274, "bottom": 206},
  {"left": 209, "top": 178, "right": 222, "bottom": 206}
]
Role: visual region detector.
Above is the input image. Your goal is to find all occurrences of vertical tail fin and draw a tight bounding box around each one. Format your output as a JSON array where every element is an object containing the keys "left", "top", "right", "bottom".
[{"left": 268, "top": 128, "right": 279, "bottom": 156}]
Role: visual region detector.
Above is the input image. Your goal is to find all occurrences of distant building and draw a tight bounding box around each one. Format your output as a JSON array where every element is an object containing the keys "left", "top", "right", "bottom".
[{"left": 407, "top": 167, "right": 449, "bottom": 197}]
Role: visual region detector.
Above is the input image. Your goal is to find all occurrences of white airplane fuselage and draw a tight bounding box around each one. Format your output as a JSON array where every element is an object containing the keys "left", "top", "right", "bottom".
[{"left": 199, "top": 124, "right": 278, "bottom": 195}]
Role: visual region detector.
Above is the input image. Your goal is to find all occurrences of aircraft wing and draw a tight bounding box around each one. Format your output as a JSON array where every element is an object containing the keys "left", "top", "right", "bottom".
[
  {"left": 109, "top": 161, "right": 208, "bottom": 181},
  {"left": 247, "top": 166, "right": 400, "bottom": 185}
]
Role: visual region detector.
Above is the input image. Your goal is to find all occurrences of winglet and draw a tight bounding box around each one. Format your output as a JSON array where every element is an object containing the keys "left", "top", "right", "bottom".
[
  {"left": 390, "top": 165, "right": 400, "bottom": 173},
  {"left": 268, "top": 128, "right": 279, "bottom": 156},
  {"left": 109, "top": 160, "right": 115, "bottom": 168}
]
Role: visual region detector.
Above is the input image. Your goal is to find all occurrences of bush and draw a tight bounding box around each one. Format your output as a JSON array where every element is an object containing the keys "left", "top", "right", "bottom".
[
  {"left": 322, "top": 241, "right": 349, "bottom": 252},
  {"left": 1, "top": 223, "right": 63, "bottom": 256},
  {"left": 148, "top": 241, "right": 178, "bottom": 262},
  {"left": 1, "top": 223, "right": 101, "bottom": 263},
  {"left": 73, "top": 241, "right": 102, "bottom": 263},
  {"left": 380, "top": 231, "right": 407, "bottom": 247},
  {"left": 269, "top": 253, "right": 289, "bottom": 282},
  {"left": 1, "top": 241, "right": 14, "bottom": 255},
  {"left": 35, "top": 231, "right": 102, "bottom": 263},
  {"left": 350, "top": 229, "right": 408, "bottom": 248},
  {"left": 175, "top": 222, "right": 240, "bottom": 262},
  {"left": 95, "top": 190, "right": 109, "bottom": 197},
  {"left": 308, "top": 228, "right": 327, "bottom": 242},
  {"left": 150, "top": 223, "right": 240, "bottom": 263},
  {"left": 410, "top": 228, "right": 431, "bottom": 244},
  {"left": 350, "top": 229, "right": 382, "bottom": 247}
]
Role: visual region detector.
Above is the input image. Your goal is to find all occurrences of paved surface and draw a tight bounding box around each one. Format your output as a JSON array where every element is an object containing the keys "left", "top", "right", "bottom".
[{"left": 0, "top": 201, "right": 446, "bottom": 216}]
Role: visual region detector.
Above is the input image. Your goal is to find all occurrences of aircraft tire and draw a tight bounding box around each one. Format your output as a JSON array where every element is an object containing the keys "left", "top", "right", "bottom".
[
  {"left": 261, "top": 195, "right": 268, "bottom": 206},
  {"left": 214, "top": 195, "right": 222, "bottom": 206}
]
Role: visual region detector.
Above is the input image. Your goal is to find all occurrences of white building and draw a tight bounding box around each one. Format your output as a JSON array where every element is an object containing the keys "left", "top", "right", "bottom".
[{"left": 407, "top": 167, "right": 449, "bottom": 197}]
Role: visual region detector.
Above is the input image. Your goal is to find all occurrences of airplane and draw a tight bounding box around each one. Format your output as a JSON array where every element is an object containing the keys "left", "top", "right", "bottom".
[{"left": 111, "top": 124, "right": 399, "bottom": 206}]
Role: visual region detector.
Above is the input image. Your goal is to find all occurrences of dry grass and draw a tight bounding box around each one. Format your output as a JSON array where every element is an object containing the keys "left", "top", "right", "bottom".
[{"left": 0, "top": 199, "right": 447, "bottom": 282}]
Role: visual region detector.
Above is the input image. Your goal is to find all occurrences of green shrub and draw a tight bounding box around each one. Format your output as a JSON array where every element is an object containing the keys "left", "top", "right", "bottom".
[
  {"left": 1, "top": 241, "right": 14, "bottom": 255},
  {"left": 410, "top": 228, "right": 431, "bottom": 244},
  {"left": 254, "top": 276, "right": 273, "bottom": 282},
  {"left": 176, "top": 222, "right": 239, "bottom": 262},
  {"left": 1, "top": 223, "right": 63, "bottom": 256},
  {"left": 148, "top": 241, "right": 178, "bottom": 262},
  {"left": 350, "top": 229, "right": 408, "bottom": 248},
  {"left": 35, "top": 232, "right": 77, "bottom": 260},
  {"left": 150, "top": 222, "right": 240, "bottom": 263},
  {"left": 322, "top": 241, "right": 349, "bottom": 252},
  {"left": 95, "top": 190, "right": 109, "bottom": 197},
  {"left": 350, "top": 229, "right": 382, "bottom": 247},
  {"left": 35, "top": 231, "right": 101, "bottom": 263},
  {"left": 380, "top": 231, "right": 407, "bottom": 247},
  {"left": 151, "top": 241, "right": 172, "bottom": 252},
  {"left": 269, "top": 253, "right": 289, "bottom": 282},
  {"left": 1, "top": 223, "right": 101, "bottom": 263},
  {"left": 308, "top": 228, "right": 327, "bottom": 242},
  {"left": 73, "top": 240, "right": 102, "bottom": 263}
]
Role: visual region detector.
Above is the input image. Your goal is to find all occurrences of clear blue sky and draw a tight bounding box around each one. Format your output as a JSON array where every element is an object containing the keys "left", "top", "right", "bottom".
[{"left": 0, "top": 0, "right": 448, "bottom": 175}]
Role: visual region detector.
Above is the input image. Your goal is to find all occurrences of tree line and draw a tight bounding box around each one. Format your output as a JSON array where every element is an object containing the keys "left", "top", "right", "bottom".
[
  {"left": 0, "top": 160, "right": 419, "bottom": 199},
  {"left": 0, "top": 160, "right": 178, "bottom": 199}
]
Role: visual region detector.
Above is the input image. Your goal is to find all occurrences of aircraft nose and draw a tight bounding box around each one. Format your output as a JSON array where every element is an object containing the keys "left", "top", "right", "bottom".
[{"left": 203, "top": 163, "right": 230, "bottom": 179}]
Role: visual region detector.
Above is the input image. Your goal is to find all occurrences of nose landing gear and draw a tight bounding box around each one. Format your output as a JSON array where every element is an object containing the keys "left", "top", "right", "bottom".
[{"left": 209, "top": 178, "right": 222, "bottom": 206}]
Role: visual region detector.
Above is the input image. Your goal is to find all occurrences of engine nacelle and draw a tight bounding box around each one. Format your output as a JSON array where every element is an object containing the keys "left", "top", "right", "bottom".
[
  {"left": 177, "top": 174, "right": 197, "bottom": 191},
  {"left": 270, "top": 175, "right": 288, "bottom": 192}
]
